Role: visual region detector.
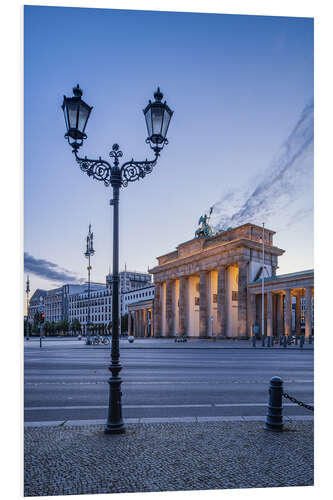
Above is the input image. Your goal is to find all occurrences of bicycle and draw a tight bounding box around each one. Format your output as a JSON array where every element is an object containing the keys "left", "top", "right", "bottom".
[{"left": 93, "top": 335, "right": 110, "bottom": 345}]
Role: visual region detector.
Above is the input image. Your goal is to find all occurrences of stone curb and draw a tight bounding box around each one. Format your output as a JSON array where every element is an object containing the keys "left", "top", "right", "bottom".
[
  {"left": 24, "top": 414, "right": 314, "bottom": 428},
  {"left": 71, "top": 346, "right": 314, "bottom": 350}
]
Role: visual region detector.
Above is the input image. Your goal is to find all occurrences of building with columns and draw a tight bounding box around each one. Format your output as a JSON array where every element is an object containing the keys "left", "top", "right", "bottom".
[
  {"left": 248, "top": 269, "right": 314, "bottom": 339},
  {"left": 142, "top": 223, "right": 314, "bottom": 339},
  {"left": 126, "top": 285, "right": 155, "bottom": 337}
]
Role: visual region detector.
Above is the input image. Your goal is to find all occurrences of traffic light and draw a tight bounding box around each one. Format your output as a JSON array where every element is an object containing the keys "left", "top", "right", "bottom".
[{"left": 40, "top": 313, "right": 45, "bottom": 324}]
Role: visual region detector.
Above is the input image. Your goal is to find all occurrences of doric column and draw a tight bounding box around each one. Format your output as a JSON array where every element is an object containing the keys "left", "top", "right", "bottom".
[
  {"left": 136, "top": 310, "right": 140, "bottom": 337},
  {"left": 284, "top": 289, "right": 292, "bottom": 336},
  {"left": 238, "top": 261, "right": 248, "bottom": 338},
  {"left": 165, "top": 279, "right": 174, "bottom": 337},
  {"left": 305, "top": 286, "right": 312, "bottom": 338},
  {"left": 178, "top": 276, "right": 188, "bottom": 336},
  {"left": 140, "top": 310, "right": 144, "bottom": 337},
  {"left": 199, "top": 271, "right": 209, "bottom": 337},
  {"left": 295, "top": 291, "right": 302, "bottom": 336},
  {"left": 128, "top": 311, "right": 132, "bottom": 336},
  {"left": 267, "top": 291, "right": 273, "bottom": 338},
  {"left": 217, "top": 266, "right": 226, "bottom": 337},
  {"left": 153, "top": 282, "right": 162, "bottom": 338},
  {"left": 133, "top": 311, "right": 137, "bottom": 337},
  {"left": 248, "top": 292, "right": 257, "bottom": 335},
  {"left": 276, "top": 293, "right": 284, "bottom": 335},
  {"left": 141, "top": 310, "right": 145, "bottom": 337}
]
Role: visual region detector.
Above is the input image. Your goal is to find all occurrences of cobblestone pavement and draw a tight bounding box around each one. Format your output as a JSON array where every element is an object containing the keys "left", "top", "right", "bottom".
[{"left": 24, "top": 420, "right": 313, "bottom": 496}]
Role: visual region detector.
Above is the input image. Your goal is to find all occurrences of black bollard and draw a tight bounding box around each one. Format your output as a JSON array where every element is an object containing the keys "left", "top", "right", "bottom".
[
  {"left": 309, "top": 335, "right": 312, "bottom": 345},
  {"left": 283, "top": 335, "right": 287, "bottom": 348},
  {"left": 262, "top": 336, "right": 265, "bottom": 347},
  {"left": 266, "top": 336, "right": 271, "bottom": 347},
  {"left": 295, "top": 335, "right": 298, "bottom": 346},
  {"left": 265, "top": 376, "right": 284, "bottom": 432},
  {"left": 252, "top": 335, "right": 256, "bottom": 348},
  {"left": 300, "top": 334, "right": 304, "bottom": 348},
  {"left": 279, "top": 335, "right": 283, "bottom": 346}
]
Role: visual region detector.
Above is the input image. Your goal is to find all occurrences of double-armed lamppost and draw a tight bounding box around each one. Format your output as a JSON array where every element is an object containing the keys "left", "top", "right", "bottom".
[
  {"left": 61, "top": 84, "right": 173, "bottom": 434},
  {"left": 85, "top": 223, "right": 95, "bottom": 345}
]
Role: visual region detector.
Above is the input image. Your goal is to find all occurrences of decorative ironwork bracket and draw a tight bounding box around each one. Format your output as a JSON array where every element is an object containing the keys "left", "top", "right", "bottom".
[{"left": 74, "top": 143, "right": 160, "bottom": 188}]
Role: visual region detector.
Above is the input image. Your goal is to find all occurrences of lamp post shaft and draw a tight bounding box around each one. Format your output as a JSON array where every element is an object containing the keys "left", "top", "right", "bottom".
[
  {"left": 105, "top": 167, "right": 125, "bottom": 433},
  {"left": 87, "top": 254, "right": 91, "bottom": 344}
]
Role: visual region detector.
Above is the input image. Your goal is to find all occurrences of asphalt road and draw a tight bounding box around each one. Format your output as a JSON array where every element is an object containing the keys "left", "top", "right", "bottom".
[{"left": 24, "top": 340, "right": 314, "bottom": 423}]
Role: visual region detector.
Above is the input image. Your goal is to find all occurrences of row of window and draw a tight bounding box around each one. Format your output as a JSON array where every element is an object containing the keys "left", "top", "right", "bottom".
[
  {"left": 69, "top": 306, "right": 112, "bottom": 314},
  {"left": 125, "top": 290, "right": 154, "bottom": 301}
]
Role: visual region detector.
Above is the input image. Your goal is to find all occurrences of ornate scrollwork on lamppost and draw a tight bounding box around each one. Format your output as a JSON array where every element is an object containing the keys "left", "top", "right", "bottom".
[
  {"left": 74, "top": 143, "right": 160, "bottom": 188},
  {"left": 61, "top": 85, "right": 173, "bottom": 435}
]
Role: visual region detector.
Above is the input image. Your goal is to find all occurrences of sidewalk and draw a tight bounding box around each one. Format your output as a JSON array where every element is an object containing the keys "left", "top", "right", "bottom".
[
  {"left": 24, "top": 418, "right": 314, "bottom": 496},
  {"left": 24, "top": 337, "right": 314, "bottom": 350}
]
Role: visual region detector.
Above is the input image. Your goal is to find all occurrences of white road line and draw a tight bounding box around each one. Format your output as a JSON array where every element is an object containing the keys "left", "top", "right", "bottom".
[
  {"left": 24, "top": 379, "right": 313, "bottom": 385},
  {"left": 24, "top": 402, "right": 312, "bottom": 411},
  {"left": 24, "top": 404, "right": 211, "bottom": 410}
]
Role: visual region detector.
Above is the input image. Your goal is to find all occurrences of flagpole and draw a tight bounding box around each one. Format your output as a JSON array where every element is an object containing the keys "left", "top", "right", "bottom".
[{"left": 262, "top": 222, "right": 265, "bottom": 346}]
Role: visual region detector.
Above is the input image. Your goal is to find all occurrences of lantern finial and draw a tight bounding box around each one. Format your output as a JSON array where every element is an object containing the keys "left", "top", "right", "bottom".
[
  {"left": 73, "top": 84, "right": 83, "bottom": 97},
  {"left": 154, "top": 87, "right": 163, "bottom": 101}
]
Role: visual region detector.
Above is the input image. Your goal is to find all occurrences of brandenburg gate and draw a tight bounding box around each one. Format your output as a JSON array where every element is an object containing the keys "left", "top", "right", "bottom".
[{"left": 150, "top": 223, "right": 287, "bottom": 339}]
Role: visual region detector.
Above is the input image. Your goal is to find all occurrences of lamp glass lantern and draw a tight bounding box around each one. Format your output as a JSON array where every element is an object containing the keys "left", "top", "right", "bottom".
[
  {"left": 62, "top": 84, "right": 93, "bottom": 149},
  {"left": 143, "top": 87, "right": 173, "bottom": 149}
]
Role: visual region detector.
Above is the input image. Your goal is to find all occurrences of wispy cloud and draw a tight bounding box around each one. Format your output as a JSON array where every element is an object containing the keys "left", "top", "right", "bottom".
[
  {"left": 212, "top": 100, "right": 314, "bottom": 231},
  {"left": 24, "top": 253, "right": 84, "bottom": 284}
]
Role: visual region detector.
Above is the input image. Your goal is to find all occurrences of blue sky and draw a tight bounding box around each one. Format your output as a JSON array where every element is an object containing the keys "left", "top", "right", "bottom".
[{"left": 24, "top": 5, "right": 313, "bottom": 295}]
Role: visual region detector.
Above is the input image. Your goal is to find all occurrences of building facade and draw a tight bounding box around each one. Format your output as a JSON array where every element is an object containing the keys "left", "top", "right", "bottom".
[
  {"left": 68, "top": 270, "right": 152, "bottom": 334},
  {"left": 27, "top": 270, "right": 152, "bottom": 334}
]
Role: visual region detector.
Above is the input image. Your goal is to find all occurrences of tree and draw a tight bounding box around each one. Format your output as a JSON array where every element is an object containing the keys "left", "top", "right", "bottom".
[
  {"left": 43, "top": 321, "right": 52, "bottom": 337},
  {"left": 54, "top": 321, "right": 62, "bottom": 336},
  {"left": 71, "top": 318, "right": 81, "bottom": 336},
  {"left": 62, "top": 319, "right": 69, "bottom": 336},
  {"left": 33, "top": 311, "right": 40, "bottom": 329}
]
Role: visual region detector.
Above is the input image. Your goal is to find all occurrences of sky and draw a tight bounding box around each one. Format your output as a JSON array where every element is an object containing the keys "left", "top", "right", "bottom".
[{"left": 24, "top": 5, "right": 314, "bottom": 297}]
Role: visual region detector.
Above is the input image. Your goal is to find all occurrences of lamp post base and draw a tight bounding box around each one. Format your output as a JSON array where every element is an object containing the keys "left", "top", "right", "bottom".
[
  {"left": 104, "top": 423, "right": 126, "bottom": 434},
  {"left": 104, "top": 369, "right": 126, "bottom": 434}
]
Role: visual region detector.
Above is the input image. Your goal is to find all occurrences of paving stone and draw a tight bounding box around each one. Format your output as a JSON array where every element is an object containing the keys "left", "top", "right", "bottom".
[{"left": 24, "top": 420, "right": 314, "bottom": 496}]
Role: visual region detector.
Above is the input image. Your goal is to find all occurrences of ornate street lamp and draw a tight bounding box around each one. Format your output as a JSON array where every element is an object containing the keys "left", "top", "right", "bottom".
[
  {"left": 84, "top": 223, "right": 95, "bottom": 345},
  {"left": 62, "top": 84, "right": 93, "bottom": 151},
  {"left": 61, "top": 85, "right": 173, "bottom": 434}
]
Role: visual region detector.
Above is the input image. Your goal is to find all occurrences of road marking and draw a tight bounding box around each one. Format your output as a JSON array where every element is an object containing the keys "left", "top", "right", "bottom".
[
  {"left": 24, "top": 402, "right": 313, "bottom": 411},
  {"left": 24, "top": 404, "right": 211, "bottom": 410},
  {"left": 24, "top": 379, "right": 313, "bottom": 385}
]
